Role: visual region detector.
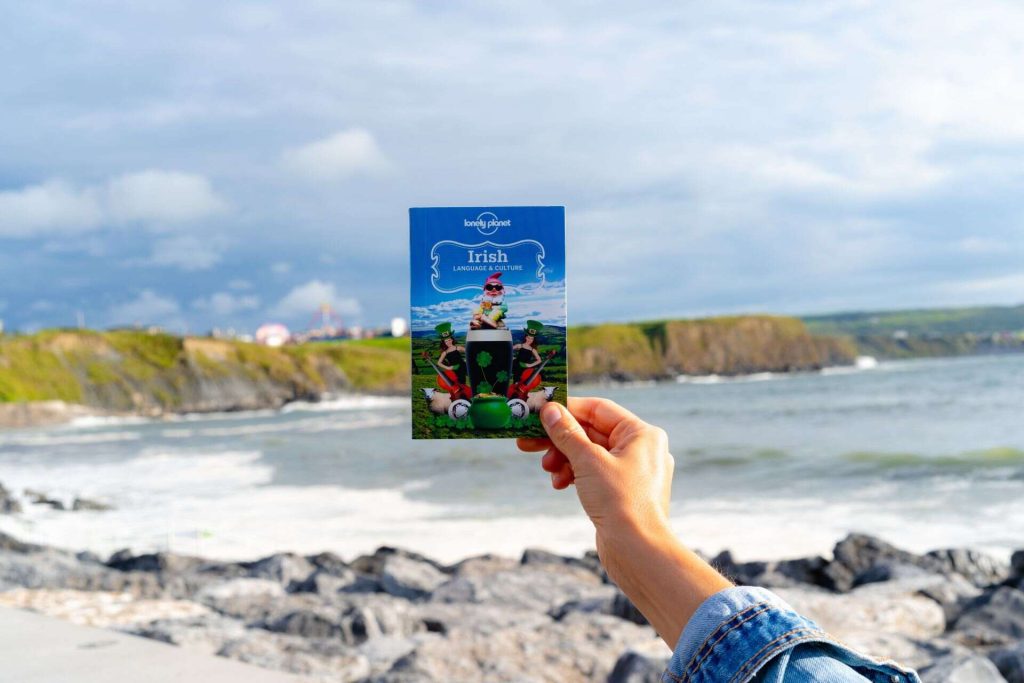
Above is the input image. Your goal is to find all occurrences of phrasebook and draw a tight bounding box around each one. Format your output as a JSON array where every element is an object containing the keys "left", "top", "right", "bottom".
[{"left": 409, "top": 206, "right": 567, "bottom": 439}]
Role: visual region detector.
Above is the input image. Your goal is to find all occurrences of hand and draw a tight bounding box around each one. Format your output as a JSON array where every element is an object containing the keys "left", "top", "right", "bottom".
[
  {"left": 517, "top": 397, "right": 731, "bottom": 648},
  {"left": 517, "top": 397, "right": 673, "bottom": 567}
]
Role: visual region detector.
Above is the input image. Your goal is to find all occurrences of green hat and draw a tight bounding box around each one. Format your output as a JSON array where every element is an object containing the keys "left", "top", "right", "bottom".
[
  {"left": 435, "top": 322, "right": 454, "bottom": 339},
  {"left": 524, "top": 320, "right": 544, "bottom": 336}
]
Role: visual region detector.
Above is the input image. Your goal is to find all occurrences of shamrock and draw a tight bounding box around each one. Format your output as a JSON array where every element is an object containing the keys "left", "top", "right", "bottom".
[
  {"left": 495, "top": 370, "right": 509, "bottom": 383},
  {"left": 477, "top": 381, "right": 493, "bottom": 394},
  {"left": 476, "top": 350, "right": 492, "bottom": 369}
]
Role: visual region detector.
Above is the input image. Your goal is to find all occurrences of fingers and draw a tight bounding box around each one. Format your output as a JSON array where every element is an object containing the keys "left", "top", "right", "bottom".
[
  {"left": 541, "top": 446, "right": 567, "bottom": 473},
  {"left": 540, "top": 402, "right": 606, "bottom": 469},
  {"left": 568, "top": 397, "right": 644, "bottom": 436},
  {"left": 517, "top": 437, "right": 551, "bottom": 453},
  {"left": 551, "top": 461, "right": 575, "bottom": 489}
]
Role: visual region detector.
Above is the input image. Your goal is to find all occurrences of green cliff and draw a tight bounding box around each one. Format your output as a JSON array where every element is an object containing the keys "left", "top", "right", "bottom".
[
  {"left": 0, "top": 330, "right": 407, "bottom": 415},
  {"left": 569, "top": 315, "right": 857, "bottom": 381}
]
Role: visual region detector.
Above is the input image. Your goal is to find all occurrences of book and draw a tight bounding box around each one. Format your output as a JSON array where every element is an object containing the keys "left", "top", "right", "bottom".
[{"left": 409, "top": 206, "right": 567, "bottom": 439}]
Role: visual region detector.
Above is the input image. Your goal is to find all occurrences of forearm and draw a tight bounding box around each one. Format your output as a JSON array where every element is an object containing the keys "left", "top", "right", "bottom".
[{"left": 599, "top": 520, "right": 732, "bottom": 648}]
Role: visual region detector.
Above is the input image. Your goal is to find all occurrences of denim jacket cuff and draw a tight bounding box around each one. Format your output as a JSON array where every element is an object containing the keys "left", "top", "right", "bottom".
[{"left": 663, "top": 586, "right": 920, "bottom": 683}]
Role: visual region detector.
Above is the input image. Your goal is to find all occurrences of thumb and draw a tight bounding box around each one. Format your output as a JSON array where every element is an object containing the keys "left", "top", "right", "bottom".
[{"left": 540, "top": 402, "right": 604, "bottom": 470}]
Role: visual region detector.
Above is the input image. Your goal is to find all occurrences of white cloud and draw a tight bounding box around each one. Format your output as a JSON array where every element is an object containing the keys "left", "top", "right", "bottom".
[
  {"left": 145, "top": 234, "right": 226, "bottom": 271},
  {"left": 0, "top": 171, "right": 227, "bottom": 238},
  {"left": 106, "top": 170, "right": 227, "bottom": 224},
  {"left": 0, "top": 181, "right": 102, "bottom": 237},
  {"left": 270, "top": 262, "right": 292, "bottom": 275},
  {"left": 192, "top": 291, "right": 261, "bottom": 316},
  {"left": 228, "top": 279, "right": 252, "bottom": 290},
  {"left": 282, "top": 128, "right": 391, "bottom": 181},
  {"left": 271, "top": 280, "right": 361, "bottom": 321},
  {"left": 107, "top": 290, "right": 182, "bottom": 327}
]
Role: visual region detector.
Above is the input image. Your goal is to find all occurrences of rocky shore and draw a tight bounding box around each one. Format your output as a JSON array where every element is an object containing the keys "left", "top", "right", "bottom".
[{"left": 0, "top": 532, "right": 1021, "bottom": 682}]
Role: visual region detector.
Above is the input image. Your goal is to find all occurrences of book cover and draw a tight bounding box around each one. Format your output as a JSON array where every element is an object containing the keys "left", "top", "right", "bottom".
[{"left": 410, "top": 206, "right": 567, "bottom": 439}]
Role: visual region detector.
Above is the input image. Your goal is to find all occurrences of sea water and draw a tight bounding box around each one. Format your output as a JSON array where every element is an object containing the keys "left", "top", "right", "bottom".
[{"left": 0, "top": 354, "right": 1021, "bottom": 563}]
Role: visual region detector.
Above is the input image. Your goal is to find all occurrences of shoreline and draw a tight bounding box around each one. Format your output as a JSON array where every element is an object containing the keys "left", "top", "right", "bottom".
[{"left": 0, "top": 530, "right": 1020, "bottom": 682}]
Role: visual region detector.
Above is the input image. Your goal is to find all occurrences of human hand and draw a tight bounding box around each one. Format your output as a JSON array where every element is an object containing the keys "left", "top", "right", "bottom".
[
  {"left": 517, "top": 397, "right": 731, "bottom": 647},
  {"left": 516, "top": 397, "right": 674, "bottom": 572}
]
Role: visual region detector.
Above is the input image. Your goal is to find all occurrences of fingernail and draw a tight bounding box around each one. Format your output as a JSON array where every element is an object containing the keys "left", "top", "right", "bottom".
[{"left": 541, "top": 404, "right": 561, "bottom": 428}]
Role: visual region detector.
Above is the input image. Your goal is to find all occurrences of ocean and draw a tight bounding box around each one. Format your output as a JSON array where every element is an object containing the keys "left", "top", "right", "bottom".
[{"left": 0, "top": 354, "right": 1021, "bottom": 564}]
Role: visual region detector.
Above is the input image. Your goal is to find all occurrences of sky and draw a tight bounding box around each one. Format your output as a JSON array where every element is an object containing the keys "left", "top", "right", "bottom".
[{"left": 1, "top": 1, "right": 1023, "bottom": 334}]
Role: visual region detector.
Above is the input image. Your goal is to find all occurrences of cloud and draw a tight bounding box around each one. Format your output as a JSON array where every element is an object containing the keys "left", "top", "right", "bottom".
[
  {"left": 271, "top": 280, "right": 361, "bottom": 322},
  {"left": 145, "top": 234, "right": 226, "bottom": 271},
  {"left": 192, "top": 291, "right": 261, "bottom": 316},
  {"left": 0, "top": 171, "right": 227, "bottom": 238},
  {"left": 106, "top": 290, "right": 182, "bottom": 327},
  {"left": 282, "top": 128, "right": 391, "bottom": 181},
  {"left": 0, "top": 181, "right": 103, "bottom": 237},
  {"left": 270, "top": 262, "right": 292, "bottom": 275},
  {"left": 106, "top": 170, "right": 228, "bottom": 224}
]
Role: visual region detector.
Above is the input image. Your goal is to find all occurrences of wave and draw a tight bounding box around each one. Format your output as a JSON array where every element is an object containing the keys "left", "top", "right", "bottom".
[
  {"left": 280, "top": 395, "right": 407, "bottom": 413},
  {"left": 0, "top": 431, "right": 142, "bottom": 448}
]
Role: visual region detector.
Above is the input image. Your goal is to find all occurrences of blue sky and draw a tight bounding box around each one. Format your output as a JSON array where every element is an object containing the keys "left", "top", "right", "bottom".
[{"left": 1, "top": 1, "right": 1023, "bottom": 334}]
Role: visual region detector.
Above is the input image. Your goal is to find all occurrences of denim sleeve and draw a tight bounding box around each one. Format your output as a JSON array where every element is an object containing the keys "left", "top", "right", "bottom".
[{"left": 662, "top": 586, "right": 921, "bottom": 683}]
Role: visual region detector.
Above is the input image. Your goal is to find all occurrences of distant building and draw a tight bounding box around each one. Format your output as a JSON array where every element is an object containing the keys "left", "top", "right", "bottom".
[
  {"left": 256, "top": 323, "right": 291, "bottom": 347},
  {"left": 390, "top": 317, "right": 408, "bottom": 337}
]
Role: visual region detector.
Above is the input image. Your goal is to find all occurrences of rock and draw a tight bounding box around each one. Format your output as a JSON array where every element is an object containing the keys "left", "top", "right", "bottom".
[
  {"left": 129, "top": 613, "right": 248, "bottom": 654},
  {"left": 925, "top": 548, "right": 1009, "bottom": 588},
  {"left": 774, "top": 583, "right": 945, "bottom": 657},
  {"left": 431, "top": 563, "right": 606, "bottom": 613},
  {"left": 106, "top": 549, "right": 207, "bottom": 575},
  {"left": 450, "top": 554, "right": 520, "bottom": 578},
  {"left": 919, "top": 652, "right": 1008, "bottom": 683},
  {"left": 712, "top": 549, "right": 831, "bottom": 589},
  {"left": 1011, "top": 551, "right": 1024, "bottom": 579},
  {"left": 375, "top": 612, "right": 657, "bottom": 683},
  {"left": 0, "top": 531, "right": 42, "bottom": 553},
  {"left": 71, "top": 497, "right": 113, "bottom": 511},
  {"left": 351, "top": 547, "right": 448, "bottom": 576},
  {"left": 244, "top": 553, "right": 316, "bottom": 590},
  {"left": 379, "top": 554, "right": 449, "bottom": 601},
  {"left": 854, "top": 561, "right": 935, "bottom": 587},
  {"left": 825, "top": 534, "right": 935, "bottom": 592},
  {"left": 549, "top": 588, "right": 648, "bottom": 626},
  {"left": 521, "top": 548, "right": 604, "bottom": 577},
  {"left": 217, "top": 630, "right": 371, "bottom": 682},
  {"left": 917, "top": 574, "right": 984, "bottom": 624},
  {"left": 266, "top": 607, "right": 344, "bottom": 639},
  {"left": 0, "top": 482, "right": 22, "bottom": 514},
  {"left": 608, "top": 648, "right": 671, "bottom": 683},
  {"left": 954, "top": 587, "right": 1024, "bottom": 647},
  {"left": 990, "top": 642, "right": 1024, "bottom": 683}
]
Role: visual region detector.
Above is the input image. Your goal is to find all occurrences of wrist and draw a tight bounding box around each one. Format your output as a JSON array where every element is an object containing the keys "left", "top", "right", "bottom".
[{"left": 597, "top": 517, "right": 732, "bottom": 648}]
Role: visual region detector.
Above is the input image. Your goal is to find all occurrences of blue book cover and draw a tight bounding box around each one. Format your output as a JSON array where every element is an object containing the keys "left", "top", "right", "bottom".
[{"left": 410, "top": 206, "right": 568, "bottom": 439}]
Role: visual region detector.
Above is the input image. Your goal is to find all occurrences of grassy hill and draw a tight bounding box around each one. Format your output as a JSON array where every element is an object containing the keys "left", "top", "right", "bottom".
[
  {"left": 0, "top": 330, "right": 407, "bottom": 413},
  {"left": 803, "top": 304, "right": 1024, "bottom": 336},
  {"left": 803, "top": 304, "right": 1024, "bottom": 359},
  {"left": 569, "top": 315, "right": 856, "bottom": 380}
]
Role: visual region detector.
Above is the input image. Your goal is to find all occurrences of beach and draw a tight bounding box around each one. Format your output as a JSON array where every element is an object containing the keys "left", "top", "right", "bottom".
[{"left": 1, "top": 354, "right": 1023, "bottom": 680}]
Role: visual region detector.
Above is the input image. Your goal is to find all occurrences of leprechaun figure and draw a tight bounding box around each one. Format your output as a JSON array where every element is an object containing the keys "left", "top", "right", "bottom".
[{"left": 470, "top": 272, "right": 508, "bottom": 329}]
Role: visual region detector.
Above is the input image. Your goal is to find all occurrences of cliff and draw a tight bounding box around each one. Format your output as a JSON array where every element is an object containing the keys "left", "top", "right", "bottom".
[
  {"left": 568, "top": 315, "right": 857, "bottom": 381},
  {"left": 0, "top": 330, "right": 407, "bottom": 417}
]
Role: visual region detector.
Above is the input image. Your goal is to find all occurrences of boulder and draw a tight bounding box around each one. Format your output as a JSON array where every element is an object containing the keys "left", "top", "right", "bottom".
[
  {"left": 0, "top": 482, "right": 22, "bottom": 514},
  {"left": 608, "top": 648, "right": 671, "bottom": 683},
  {"left": 217, "top": 630, "right": 371, "bottom": 682},
  {"left": 925, "top": 548, "right": 1009, "bottom": 588},
  {"left": 375, "top": 612, "right": 657, "bottom": 683},
  {"left": 431, "top": 563, "right": 606, "bottom": 613},
  {"left": 244, "top": 553, "right": 316, "bottom": 590},
  {"left": 953, "top": 587, "right": 1024, "bottom": 647},
  {"left": 919, "top": 653, "right": 1009, "bottom": 683},
  {"left": 129, "top": 613, "right": 248, "bottom": 654},
  {"left": 990, "top": 642, "right": 1024, "bottom": 683},
  {"left": 379, "top": 554, "right": 448, "bottom": 601},
  {"left": 72, "top": 497, "right": 113, "bottom": 511}
]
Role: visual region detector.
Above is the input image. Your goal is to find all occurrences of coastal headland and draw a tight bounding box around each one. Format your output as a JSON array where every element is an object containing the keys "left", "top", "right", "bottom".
[{"left": 2, "top": 306, "right": 1024, "bottom": 427}]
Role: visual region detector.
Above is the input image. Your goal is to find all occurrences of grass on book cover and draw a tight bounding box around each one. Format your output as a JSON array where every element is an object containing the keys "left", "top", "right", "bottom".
[{"left": 410, "top": 206, "right": 567, "bottom": 439}]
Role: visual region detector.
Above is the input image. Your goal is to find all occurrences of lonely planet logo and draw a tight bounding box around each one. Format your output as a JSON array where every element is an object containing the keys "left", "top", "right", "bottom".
[{"left": 464, "top": 211, "right": 511, "bottom": 236}]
